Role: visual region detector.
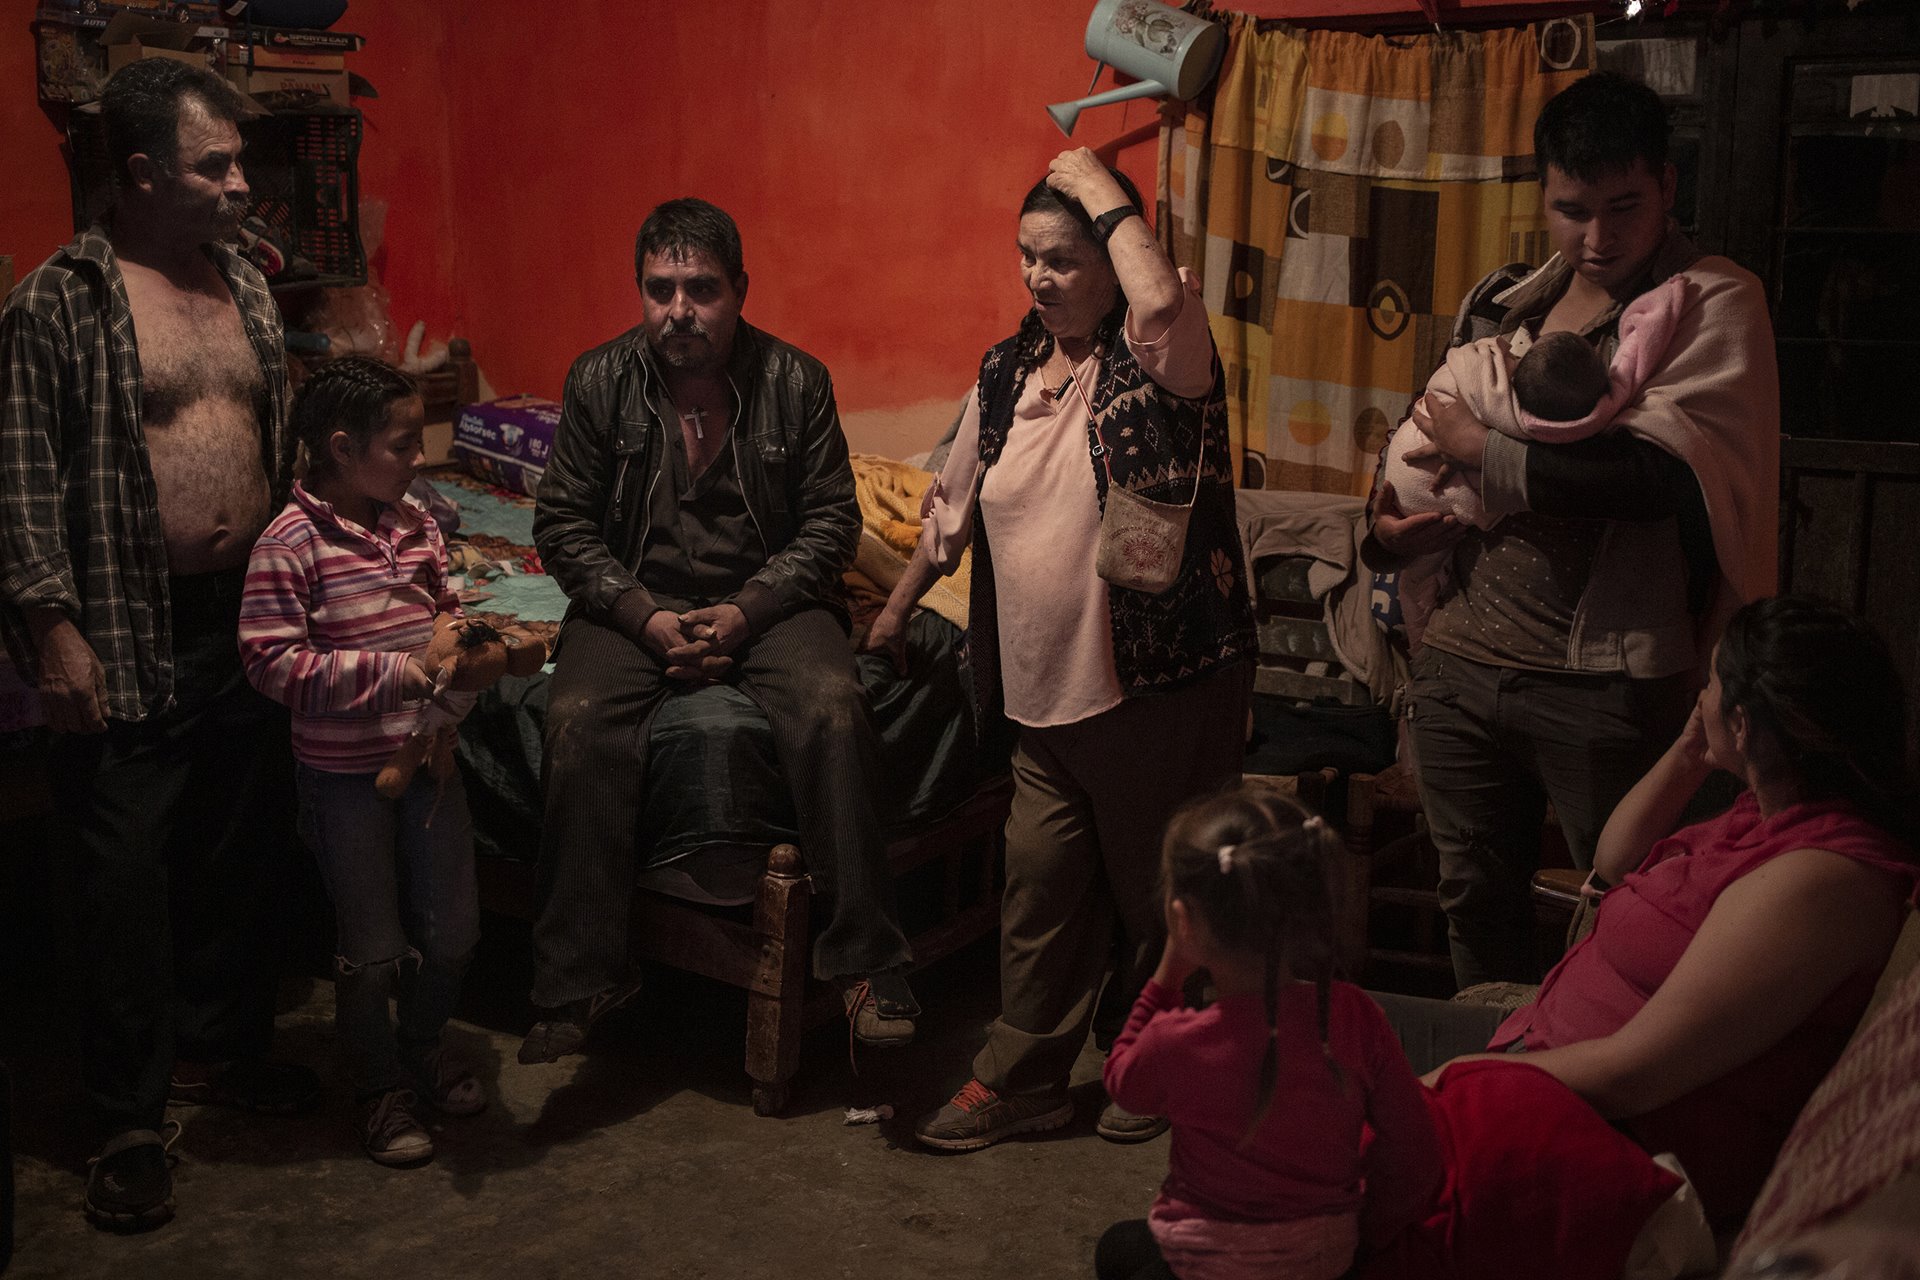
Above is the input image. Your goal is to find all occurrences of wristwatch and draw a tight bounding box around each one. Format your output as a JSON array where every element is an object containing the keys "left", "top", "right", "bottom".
[{"left": 1092, "top": 205, "right": 1138, "bottom": 245}]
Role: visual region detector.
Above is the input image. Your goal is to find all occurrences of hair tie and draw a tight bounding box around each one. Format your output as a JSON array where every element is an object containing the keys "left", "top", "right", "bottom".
[
  {"left": 1216, "top": 844, "right": 1236, "bottom": 874},
  {"left": 1303, "top": 816, "right": 1326, "bottom": 833}
]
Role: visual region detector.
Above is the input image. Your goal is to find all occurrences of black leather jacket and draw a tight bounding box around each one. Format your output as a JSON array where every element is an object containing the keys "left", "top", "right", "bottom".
[{"left": 532, "top": 318, "right": 859, "bottom": 634}]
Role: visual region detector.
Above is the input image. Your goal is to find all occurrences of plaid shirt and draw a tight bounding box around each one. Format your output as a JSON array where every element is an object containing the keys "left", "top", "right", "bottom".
[{"left": 0, "top": 224, "right": 291, "bottom": 721}]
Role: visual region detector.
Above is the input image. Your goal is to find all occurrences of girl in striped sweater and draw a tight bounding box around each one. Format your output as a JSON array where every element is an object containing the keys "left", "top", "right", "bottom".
[{"left": 239, "top": 357, "right": 482, "bottom": 1167}]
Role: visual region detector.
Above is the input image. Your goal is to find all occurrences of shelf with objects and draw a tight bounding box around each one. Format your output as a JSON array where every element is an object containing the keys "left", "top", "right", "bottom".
[{"left": 38, "top": 4, "right": 372, "bottom": 293}]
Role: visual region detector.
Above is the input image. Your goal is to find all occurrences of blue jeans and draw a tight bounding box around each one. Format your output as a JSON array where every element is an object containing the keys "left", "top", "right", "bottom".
[{"left": 296, "top": 765, "right": 480, "bottom": 1098}]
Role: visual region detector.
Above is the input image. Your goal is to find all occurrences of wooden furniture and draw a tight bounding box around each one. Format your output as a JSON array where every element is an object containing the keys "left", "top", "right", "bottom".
[
  {"left": 1778, "top": 437, "right": 1920, "bottom": 754},
  {"left": 1344, "top": 765, "right": 1579, "bottom": 987},
  {"left": 1343, "top": 764, "right": 1447, "bottom": 983},
  {"left": 415, "top": 338, "right": 481, "bottom": 424},
  {"left": 476, "top": 775, "right": 1012, "bottom": 1115},
  {"left": 1598, "top": 4, "right": 1920, "bottom": 447}
]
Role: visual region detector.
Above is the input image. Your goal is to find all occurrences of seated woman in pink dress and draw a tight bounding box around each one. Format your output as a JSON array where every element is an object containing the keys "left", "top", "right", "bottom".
[{"left": 1371, "top": 595, "right": 1918, "bottom": 1260}]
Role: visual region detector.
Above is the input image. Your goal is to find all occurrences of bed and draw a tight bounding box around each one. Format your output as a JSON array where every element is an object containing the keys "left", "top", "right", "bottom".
[{"left": 431, "top": 466, "right": 1012, "bottom": 1113}]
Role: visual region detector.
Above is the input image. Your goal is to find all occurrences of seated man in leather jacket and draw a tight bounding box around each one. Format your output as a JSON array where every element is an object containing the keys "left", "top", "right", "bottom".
[{"left": 520, "top": 198, "right": 917, "bottom": 1064}]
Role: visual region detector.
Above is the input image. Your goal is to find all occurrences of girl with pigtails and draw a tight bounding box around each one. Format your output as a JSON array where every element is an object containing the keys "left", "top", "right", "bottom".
[{"left": 1096, "top": 783, "right": 1444, "bottom": 1280}]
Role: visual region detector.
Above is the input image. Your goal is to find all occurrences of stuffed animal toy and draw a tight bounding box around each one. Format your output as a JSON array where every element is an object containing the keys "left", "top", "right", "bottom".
[{"left": 375, "top": 615, "right": 547, "bottom": 799}]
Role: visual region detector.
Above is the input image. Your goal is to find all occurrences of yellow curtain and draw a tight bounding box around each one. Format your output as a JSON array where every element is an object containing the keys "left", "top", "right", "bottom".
[{"left": 1158, "top": 13, "right": 1595, "bottom": 495}]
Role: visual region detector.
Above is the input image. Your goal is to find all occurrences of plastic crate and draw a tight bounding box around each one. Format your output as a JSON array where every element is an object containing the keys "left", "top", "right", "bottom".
[{"left": 66, "top": 106, "right": 366, "bottom": 289}]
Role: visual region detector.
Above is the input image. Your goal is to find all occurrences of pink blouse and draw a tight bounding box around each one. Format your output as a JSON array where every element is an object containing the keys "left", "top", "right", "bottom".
[{"left": 921, "top": 274, "right": 1215, "bottom": 727}]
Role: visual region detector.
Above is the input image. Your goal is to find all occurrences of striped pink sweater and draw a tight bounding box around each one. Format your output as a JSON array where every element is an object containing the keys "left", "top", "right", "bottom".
[{"left": 240, "top": 483, "right": 460, "bottom": 773}]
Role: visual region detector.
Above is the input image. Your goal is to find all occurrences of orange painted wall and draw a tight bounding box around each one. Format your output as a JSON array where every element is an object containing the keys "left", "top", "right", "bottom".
[
  {"left": 2, "top": 13, "right": 79, "bottom": 281},
  {"left": 3, "top": 3, "right": 1160, "bottom": 451},
  {"left": 4, "top": 1, "right": 1589, "bottom": 449},
  {"left": 348, "top": 5, "right": 461, "bottom": 354},
  {"left": 0, "top": 6, "right": 463, "bottom": 322},
  {"left": 434, "top": 0, "right": 1166, "bottom": 441}
]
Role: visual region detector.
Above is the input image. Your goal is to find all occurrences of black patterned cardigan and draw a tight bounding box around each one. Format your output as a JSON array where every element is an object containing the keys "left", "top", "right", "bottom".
[{"left": 963, "top": 326, "right": 1255, "bottom": 722}]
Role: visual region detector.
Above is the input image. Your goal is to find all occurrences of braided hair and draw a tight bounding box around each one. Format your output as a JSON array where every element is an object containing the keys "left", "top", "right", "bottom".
[
  {"left": 291, "top": 356, "right": 420, "bottom": 480},
  {"left": 1160, "top": 782, "right": 1350, "bottom": 1146},
  {"left": 1005, "top": 166, "right": 1146, "bottom": 395},
  {"left": 1714, "top": 595, "right": 1917, "bottom": 849}
]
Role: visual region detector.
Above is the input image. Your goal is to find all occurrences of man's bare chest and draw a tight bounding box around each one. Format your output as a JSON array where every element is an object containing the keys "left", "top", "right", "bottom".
[{"left": 123, "top": 272, "right": 263, "bottom": 425}]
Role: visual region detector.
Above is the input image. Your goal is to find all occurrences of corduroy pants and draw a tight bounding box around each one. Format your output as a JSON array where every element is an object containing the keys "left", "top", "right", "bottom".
[{"left": 974, "top": 661, "right": 1252, "bottom": 1096}]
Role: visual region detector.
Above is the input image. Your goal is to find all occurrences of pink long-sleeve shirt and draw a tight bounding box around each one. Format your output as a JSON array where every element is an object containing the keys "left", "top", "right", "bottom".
[
  {"left": 239, "top": 483, "right": 458, "bottom": 773},
  {"left": 1105, "top": 979, "right": 1443, "bottom": 1247}
]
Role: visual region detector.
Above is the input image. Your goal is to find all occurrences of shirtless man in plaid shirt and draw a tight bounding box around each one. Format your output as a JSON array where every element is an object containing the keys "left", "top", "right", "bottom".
[{"left": 0, "top": 60, "right": 318, "bottom": 1229}]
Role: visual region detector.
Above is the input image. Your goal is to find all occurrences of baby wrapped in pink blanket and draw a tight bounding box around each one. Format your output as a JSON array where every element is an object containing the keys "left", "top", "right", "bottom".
[{"left": 1382, "top": 273, "right": 1692, "bottom": 649}]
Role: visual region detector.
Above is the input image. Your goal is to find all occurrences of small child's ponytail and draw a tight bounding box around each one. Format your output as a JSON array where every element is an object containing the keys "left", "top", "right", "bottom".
[{"left": 1162, "top": 785, "right": 1350, "bottom": 1148}]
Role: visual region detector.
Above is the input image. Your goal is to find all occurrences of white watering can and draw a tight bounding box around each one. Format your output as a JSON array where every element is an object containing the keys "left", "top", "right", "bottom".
[{"left": 1047, "top": 0, "right": 1227, "bottom": 137}]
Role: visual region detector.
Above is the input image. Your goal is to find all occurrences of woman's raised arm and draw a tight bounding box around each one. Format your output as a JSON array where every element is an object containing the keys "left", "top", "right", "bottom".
[
  {"left": 1044, "top": 148, "right": 1183, "bottom": 336},
  {"left": 1591, "top": 695, "right": 1717, "bottom": 886}
]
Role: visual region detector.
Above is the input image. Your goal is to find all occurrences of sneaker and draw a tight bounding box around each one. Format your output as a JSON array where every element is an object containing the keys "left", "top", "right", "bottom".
[
  {"left": 839, "top": 967, "right": 920, "bottom": 1050},
  {"left": 83, "top": 1123, "right": 180, "bottom": 1230},
  {"left": 516, "top": 980, "right": 643, "bottom": 1065},
  {"left": 361, "top": 1089, "right": 433, "bottom": 1167},
  {"left": 409, "top": 1047, "right": 485, "bottom": 1117},
  {"left": 914, "top": 1079, "right": 1074, "bottom": 1152},
  {"left": 1096, "top": 1099, "right": 1169, "bottom": 1143},
  {"left": 169, "top": 1058, "right": 321, "bottom": 1114}
]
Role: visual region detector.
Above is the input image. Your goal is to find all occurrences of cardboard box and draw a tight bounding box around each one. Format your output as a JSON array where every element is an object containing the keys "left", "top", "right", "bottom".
[
  {"left": 451, "top": 396, "right": 561, "bottom": 499},
  {"left": 37, "top": 9, "right": 232, "bottom": 104},
  {"left": 228, "top": 63, "right": 348, "bottom": 108},
  {"left": 249, "top": 46, "right": 344, "bottom": 72},
  {"left": 247, "top": 24, "right": 362, "bottom": 54},
  {"left": 107, "top": 38, "right": 211, "bottom": 74}
]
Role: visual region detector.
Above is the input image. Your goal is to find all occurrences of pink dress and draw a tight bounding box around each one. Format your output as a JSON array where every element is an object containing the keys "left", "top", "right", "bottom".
[{"left": 1493, "top": 793, "right": 1918, "bottom": 1224}]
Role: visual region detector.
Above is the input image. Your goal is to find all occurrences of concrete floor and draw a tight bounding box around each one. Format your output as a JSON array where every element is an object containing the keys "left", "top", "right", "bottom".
[{"left": 7, "top": 922, "right": 1169, "bottom": 1280}]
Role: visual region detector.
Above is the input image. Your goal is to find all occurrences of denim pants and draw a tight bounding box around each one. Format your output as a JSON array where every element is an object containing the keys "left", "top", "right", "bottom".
[
  {"left": 49, "top": 569, "right": 293, "bottom": 1139},
  {"left": 1368, "top": 990, "right": 1513, "bottom": 1074},
  {"left": 296, "top": 765, "right": 480, "bottom": 1098},
  {"left": 1406, "top": 646, "right": 1690, "bottom": 989}
]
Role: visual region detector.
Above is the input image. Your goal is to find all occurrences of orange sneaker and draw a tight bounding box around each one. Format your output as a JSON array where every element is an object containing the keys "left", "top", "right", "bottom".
[{"left": 913, "top": 1078, "right": 1073, "bottom": 1152}]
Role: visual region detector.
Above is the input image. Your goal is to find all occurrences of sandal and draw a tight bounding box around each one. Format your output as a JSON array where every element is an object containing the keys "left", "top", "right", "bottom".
[{"left": 84, "top": 1122, "right": 182, "bottom": 1230}]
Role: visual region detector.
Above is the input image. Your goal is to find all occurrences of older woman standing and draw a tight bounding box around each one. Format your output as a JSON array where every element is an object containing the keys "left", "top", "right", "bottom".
[{"left": 865, "top": 149, "right": 1255, "bottom": 1152}]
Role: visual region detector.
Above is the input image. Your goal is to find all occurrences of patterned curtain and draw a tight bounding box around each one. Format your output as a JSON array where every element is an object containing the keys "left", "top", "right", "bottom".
[{"left": 1157, "top": 14, "right": 1596, "bottom": 495}]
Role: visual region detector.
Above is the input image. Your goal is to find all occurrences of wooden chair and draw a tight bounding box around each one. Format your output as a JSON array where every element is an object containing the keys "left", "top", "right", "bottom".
[
  {"left": 1344, "top": 766, "right": 1576, "bottom": 985},
  {"left": 1343, "top": 763, "right": 1449, "bottom": 981}
]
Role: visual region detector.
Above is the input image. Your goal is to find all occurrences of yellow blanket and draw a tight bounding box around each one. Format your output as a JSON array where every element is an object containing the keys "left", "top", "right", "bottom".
[{"left": 846, "top": 453, "right": 969, "bottom": 631}]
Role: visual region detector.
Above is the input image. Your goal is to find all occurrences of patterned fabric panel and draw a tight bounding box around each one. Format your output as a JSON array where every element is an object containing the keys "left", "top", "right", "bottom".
[{"left": 1158, "top": 14, "right": 1594, "bottom": 496}]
